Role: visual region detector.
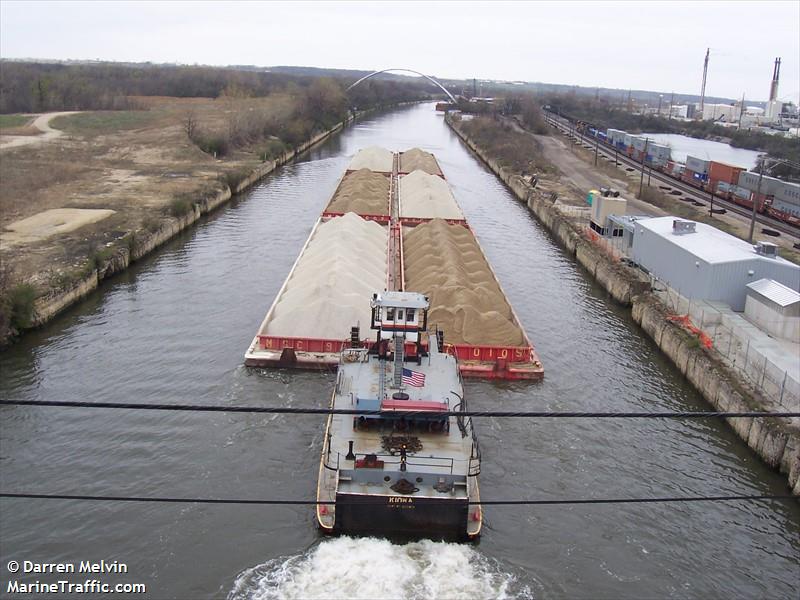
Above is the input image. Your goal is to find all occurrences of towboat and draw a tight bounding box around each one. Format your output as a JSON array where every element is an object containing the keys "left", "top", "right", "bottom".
[{"left": 316, "top": 291, "right": 482, "bottom": 540}]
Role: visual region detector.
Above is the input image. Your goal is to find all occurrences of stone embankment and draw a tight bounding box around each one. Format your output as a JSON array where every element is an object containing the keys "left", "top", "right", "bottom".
[
  {"left": 447, "top": 116, "right": 800, "bottom": 494},
  {"left": 30, "top": 113, "right": 362, "bottom": 330}
]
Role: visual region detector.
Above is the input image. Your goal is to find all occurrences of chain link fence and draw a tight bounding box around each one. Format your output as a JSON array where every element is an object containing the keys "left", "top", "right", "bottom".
[
  {"left": 552, "top": 206, "right": 798, "bottom": 413},
  {"left": 652, "top": 283, "right": 799, "bottom": 412}
]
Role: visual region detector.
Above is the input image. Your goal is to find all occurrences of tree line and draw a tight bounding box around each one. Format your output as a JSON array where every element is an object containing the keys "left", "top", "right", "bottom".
[{"left": 0, "top": 61, "right": 434, "bottom": 114}]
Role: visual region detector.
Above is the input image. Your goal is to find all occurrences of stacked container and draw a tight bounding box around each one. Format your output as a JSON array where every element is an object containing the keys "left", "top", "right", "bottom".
[{"left": 682, "top": 155, "right": 710, "bottom": 187}]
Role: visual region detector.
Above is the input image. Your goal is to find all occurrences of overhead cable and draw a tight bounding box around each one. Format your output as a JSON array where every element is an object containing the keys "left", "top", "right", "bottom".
[
  {"left": 1, "top": 399, "right": 797, "bottom": 419},
  {"left": 1, "top": 492, "right": 795, "bottom": 506}
]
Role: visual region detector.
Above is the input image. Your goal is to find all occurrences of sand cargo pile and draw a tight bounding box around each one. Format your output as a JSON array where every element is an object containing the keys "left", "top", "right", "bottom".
[
  {"left": 325, "top": 169, "right": 390, "bottom": 216},
  {"left": 245, "top": 146, "right": 542, "bottom": 379},
  {"left": 347, "top": 146, "right": 394, "bottom": 173},
  {"left": 404, "top": 219, "right": 523, "bottom": 346},
  {"left": 399, "top": 147, "right": 443, "bottom": 175},
  {"left": 399, "top": 170, "right": 464, "bottom": 220},
  {"left": 258, "top": 213, "right": 387, "bottom": 340}
]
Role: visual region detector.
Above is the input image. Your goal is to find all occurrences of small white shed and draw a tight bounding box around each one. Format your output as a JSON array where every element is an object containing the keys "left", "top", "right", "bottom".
[{"left": 744, "top": 279, "right": 800, "bottom": 341}]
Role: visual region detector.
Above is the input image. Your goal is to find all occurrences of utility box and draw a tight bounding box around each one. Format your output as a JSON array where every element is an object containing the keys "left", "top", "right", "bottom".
[{"left": 589, "top": 195, "right": 627, "bottom": 236}]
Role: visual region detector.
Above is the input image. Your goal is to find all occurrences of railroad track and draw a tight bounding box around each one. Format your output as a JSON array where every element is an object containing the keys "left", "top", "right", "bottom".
[{"left": 543, "top": 114, "right": 799, "bottom": 240}]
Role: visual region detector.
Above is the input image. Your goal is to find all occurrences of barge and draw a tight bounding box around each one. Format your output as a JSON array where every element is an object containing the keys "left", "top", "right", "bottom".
[
  {"left": 316, "top": 290, "right": 482, "bottom": 539},
  {"left": 245, "top": 147, "right": 543, "bottom": 380}
]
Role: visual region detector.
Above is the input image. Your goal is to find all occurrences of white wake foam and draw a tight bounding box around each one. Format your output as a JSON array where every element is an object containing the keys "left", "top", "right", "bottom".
[{"left": 228, "top": 537, "right": 531, "bottom": 600}]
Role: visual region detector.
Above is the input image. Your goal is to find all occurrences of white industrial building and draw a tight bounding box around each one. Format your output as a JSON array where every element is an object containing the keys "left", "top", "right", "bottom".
[
  {"left": 744, "top": 279, "right": 800, "bottom": 341},
  {"left": 631, "top": 217, "right": 800, "bottom": 311},
  {"left": 701, "top": 102, "right": 742, "bottom": 122}
]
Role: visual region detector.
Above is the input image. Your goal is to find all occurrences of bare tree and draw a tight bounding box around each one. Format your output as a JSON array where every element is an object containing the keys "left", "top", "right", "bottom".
[{"left": 183, "top": 109, "right": 198, "bottom": 141}]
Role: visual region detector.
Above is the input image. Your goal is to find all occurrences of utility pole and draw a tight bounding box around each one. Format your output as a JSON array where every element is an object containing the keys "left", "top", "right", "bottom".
[
  {"left": 639, "top": 138, "right": 649, "bottom": 198},
  {"left": 595, "top": 136, "right": 599, "bottom": 166},
  {"left": 657, "top": 94, "right": 663, "bottom": 116},
  {"left": 748, "top": 159, "right": 765, "bottom": 243},
  {"left": 669, "top": 91, "right": 674, "bottom": 120}
]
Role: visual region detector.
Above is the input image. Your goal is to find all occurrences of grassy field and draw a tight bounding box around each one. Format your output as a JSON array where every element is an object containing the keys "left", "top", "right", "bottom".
[
  {"left": 0, "top": 114, "right": 31, "bottom": 129},
  {"left": 0, "top": 94, "right": 298, "bottom": 339},
  {"left": 51, "top": 111, "right": 158, "bottom": 136}
]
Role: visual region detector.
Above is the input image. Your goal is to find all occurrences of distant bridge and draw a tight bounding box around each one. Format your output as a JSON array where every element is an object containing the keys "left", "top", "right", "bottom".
[{"left": 346, "top": 69, "right": 457, "bottom": 104}]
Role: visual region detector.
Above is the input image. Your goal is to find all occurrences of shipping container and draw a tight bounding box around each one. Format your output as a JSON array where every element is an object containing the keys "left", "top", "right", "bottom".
[
  {"left": 708, "top": 161, "right": 744, "bottom": 185},
  {"left": 632, "top": 136, "right": 649, "bottom": 152},
  {"left": 623, "top": 133, "right": 636, "bottom": 148},
  {"left": 685, "top": 155, "right": 710, "bottom": 175},
  {"left": 667, "top": 161, "right": 685, "bottom": 177},
  {"left": 739, "top": 171, "right": 777, "bottom": 195},
  {"left": 772, "top": 180, "right": 800, "bottom": 217},
  {"left": 682, "top": 168, "right": 708, "bottom": 186},
  {"left": 647, "top": 143, "right": 671, "bottom": 166}
]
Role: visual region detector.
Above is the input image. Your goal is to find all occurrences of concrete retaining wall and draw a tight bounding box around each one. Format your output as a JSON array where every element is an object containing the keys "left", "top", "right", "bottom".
[{"left": 448, "top": 117, "right": 800, "bottom": 494}]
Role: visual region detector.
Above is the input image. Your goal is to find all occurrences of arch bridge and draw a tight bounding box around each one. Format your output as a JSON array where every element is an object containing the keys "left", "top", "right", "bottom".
[{"left": 346, "top": 68, "right": 457, "bottom": 104}]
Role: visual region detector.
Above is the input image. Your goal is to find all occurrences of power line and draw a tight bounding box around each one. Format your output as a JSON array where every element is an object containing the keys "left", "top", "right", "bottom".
[
  {"left": 1, "top": 399, "right": 797, "bottom": 419},
  {"left": 0, "top": 492, "right": 795, "bottom": 506}
]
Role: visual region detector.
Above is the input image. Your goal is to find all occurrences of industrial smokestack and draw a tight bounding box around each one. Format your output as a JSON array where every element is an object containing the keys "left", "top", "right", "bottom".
[
  {"left": 769, "top": 57, "right": 781, "bottom": 101},
  {"left": 699, "top": 48, "right": 710, "bottom": 114}
]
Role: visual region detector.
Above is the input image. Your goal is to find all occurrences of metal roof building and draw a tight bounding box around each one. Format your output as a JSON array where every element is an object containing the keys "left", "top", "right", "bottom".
[
  {"left": 745, "top": 279, "right": 800, "bottom": 341},
  {"left": 631, "top": 217, "right": 800, "bottom": 311}
]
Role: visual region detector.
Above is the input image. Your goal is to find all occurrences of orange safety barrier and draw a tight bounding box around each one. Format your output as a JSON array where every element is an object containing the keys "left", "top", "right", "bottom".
[{"left": 666, "top": 314, "right": 713, "bottom": 349}]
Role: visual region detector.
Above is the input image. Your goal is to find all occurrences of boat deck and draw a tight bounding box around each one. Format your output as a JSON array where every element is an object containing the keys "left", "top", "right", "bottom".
[{"left": 317, "top": 345, "right": 482, "bottom": 537}]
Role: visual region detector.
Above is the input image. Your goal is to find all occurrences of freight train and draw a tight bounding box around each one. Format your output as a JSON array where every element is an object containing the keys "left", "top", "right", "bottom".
[{"left": 572, "top": 119, "right": 800, "bottom": 227}]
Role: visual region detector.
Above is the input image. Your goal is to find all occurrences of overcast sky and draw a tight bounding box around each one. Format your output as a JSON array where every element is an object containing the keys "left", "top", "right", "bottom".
[{"left": 1, "top": 1, "right": 798, "bottom": 103}]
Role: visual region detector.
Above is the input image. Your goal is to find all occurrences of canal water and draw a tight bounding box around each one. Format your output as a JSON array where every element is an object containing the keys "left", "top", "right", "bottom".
[
  {"left": 1, "top": 103, "right": 798, "bottom": 599},
  {"left": 640, "top": 132, "right": 762, "bottom": 169}
]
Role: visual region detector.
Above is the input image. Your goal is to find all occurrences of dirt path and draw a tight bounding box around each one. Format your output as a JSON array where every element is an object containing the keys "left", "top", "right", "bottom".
[
  {"left": 0, "top": 111, "right": 80, "bottom": 151},
  {"left": 504, "top": 117, "right": 666, "bottom": 218}
]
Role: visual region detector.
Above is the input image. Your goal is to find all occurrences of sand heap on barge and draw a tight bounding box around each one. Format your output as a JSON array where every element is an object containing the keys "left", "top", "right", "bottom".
[{"left": 245, "top": 146, "right": 542, "bottom": 380}]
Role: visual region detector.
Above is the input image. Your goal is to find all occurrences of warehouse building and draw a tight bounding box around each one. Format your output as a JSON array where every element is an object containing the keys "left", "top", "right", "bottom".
[{"left": 631, "top": 217, "right": 800, "bottom": 311}]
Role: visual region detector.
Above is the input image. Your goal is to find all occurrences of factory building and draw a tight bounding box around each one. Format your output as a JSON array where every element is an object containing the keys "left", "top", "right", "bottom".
[
  {"left": 630, "top": 217, "right": 800, "bottom": 311},
  {"left": 701, "top": 102, "right": 742, "bottom": 122}
]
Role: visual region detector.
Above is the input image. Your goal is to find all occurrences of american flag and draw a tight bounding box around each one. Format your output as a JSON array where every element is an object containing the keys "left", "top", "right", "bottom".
[{"left": 402, "top": 368, "right": 426, "bottom": 387}]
